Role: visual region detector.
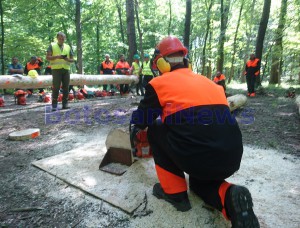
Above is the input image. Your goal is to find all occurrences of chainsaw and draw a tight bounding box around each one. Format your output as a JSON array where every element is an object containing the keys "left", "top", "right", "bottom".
[{"left": 129, "top": 123, "right": 152, "bottom": 158}]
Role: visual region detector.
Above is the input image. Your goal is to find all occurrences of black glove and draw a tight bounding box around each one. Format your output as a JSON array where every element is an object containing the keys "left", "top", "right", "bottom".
[{"left": 129, "top": 124, "right": 142, "bottom": 157}]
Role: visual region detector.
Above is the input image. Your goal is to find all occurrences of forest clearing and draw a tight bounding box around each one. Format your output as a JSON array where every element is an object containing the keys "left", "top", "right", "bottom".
[
  {"left": 0, "top": 84, "right": 299, "bottom": 228},
  {"left": 1, "top": 0, "right": 300, "bottom": 227}
]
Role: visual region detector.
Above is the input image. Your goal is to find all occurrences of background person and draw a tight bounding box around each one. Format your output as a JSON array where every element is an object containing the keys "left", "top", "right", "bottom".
[
  {"left": 141, "top": 53, "right": 154, "bottom": 88},
  {"left": 245, "top": 54, "right": 260, "bottom": 97},
  {"left": 130, "top": 36, "right": 259, "bottom": 228},
  {"left": 115, "top": 54, "right": 130, "bottom": 95},
  {"left": 99, "top": 54, "right": 115, "bottom": 91},
  {"left": 24, "top": 56, "right": 44, "bottom": 95},
  {"left": 46, "top": 32, "right": 74, "bottom": 111},
  {"left": 131, "top": 54, "right": 144, "bottom": 96},
  {"left": 6, "top": 57, "right": 24, "bottom": 94},
  {"left": 213, "top": 71, "right": 226, "bottom": 92}
]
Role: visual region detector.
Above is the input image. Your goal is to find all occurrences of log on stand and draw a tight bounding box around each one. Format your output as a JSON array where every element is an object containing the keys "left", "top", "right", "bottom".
[{"left": 0, "top": 74, "right": 139, "bottom": 89}]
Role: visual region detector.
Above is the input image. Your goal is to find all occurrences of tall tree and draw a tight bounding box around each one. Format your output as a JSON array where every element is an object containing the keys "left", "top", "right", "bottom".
[
  {"left": 201, "top": 0, "right": 213, "bottom": 76},
  {"left": 167, "top": 0, "right": 172, "bottom": 36},
  {"left": 116, "top": 0, "right": 126, "bottom": 55},
  {"left": 75, "top": 0, "right": 83, "bottom": 74},
  {"left": 0, "top": 0, "right": 4, "bottom": 74},
  {"left": 255, "top": 0, "right": 271, "bottom": 85},
  {"left": 126, "top": 0, "right": 137, "bottom": 64},
  {"left": 216, "top": 0, "right": 230, "bottom": 72},
  {"left": 135, "top": 0, "right": 143, "bottom": 58},
  {"left": 228, "top": 0, "right": 244, "bottom": 83},
  {"left": 269, "top": 0, "right": 287, "bottom": 84},
  {"left": 183, "top": 0, "right": 192, "bottom": 50}
]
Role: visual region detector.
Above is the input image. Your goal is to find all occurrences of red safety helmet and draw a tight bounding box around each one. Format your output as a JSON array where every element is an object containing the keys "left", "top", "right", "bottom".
[
  {"left": 44, "top": 94, "right": 51, "bottom": 103},
  {"left": 14, "top": 90, "right": 27, "bottom": 96},
  {"left": 18, "top": 96, "right": 26, "bottom": 105},
  {"left": 0, "top": 97, "right": 4, "bottom": 107},
  {"left": 153, "top": 36, "right": 188, "bottom": 64},
  {"left": 68, "top": 93, "right": 74, "bottom": 101},
  {"left": 76, "top": 92, "right": 85, "bottom": 100},
  {"left": 57, "top": 93, "right": 63, "bottom": 102}
]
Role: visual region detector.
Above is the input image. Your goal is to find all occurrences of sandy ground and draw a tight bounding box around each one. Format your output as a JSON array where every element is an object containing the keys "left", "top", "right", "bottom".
[{"left": 0, "top": 86, "right": 299, "bottom": 227}]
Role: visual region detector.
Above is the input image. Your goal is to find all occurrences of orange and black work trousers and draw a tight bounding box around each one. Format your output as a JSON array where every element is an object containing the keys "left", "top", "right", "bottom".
[
  {"left": 246, "top": 74, "right": 256, "bottom": 94},
  {"left": 142, "top": 75, "right": 154, "bottom": 88},
  {"left": 52, "top": 68, "right": 70, "bottom": 107},
  {"left": 135, "top": 75, "right": 144, "bottom": 96},
  {"left": 147, "top": 122, "right": 232, "bottom": 215}
]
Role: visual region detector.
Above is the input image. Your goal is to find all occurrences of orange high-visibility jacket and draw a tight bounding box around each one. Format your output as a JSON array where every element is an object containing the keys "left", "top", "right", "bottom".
[
  {"left": 245, "top": 58, "right": 260, "bottom": 76},
  {"left": 131, "top": 67, "right": 243, "bottom": 180},
  {"left": 213, "top": 74, "right": 226, "bottom": 83}
]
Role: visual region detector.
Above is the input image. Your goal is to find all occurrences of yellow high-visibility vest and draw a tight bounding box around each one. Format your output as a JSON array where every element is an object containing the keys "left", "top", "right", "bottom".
[{"left": 50, "top": 43, "right": 71, "bottom": 70}]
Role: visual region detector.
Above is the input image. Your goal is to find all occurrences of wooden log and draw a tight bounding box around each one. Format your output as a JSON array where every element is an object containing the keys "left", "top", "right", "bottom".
[
  {"left": 105, "top": 128, "right": 131, "bottom": 150},
  {"left": 0, "top": 74, "right": 139, "bottom": 89},
  {"left": 227, "top": 94, "right": 247, "bottom": 112},
  {"left": 296, "top": 95, "right": 300, "bottom": 115},
  {"left": 9, "top": 128, "right": 40, "bottom": 141}
]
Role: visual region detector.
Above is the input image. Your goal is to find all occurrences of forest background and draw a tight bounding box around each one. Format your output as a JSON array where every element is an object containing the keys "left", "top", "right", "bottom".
[{"left": 0, "top": 0, "right": 299, "bottom": 86}]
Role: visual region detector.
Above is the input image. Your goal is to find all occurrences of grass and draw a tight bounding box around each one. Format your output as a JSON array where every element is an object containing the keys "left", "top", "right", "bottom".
[{"left": 227, "top": 80, "right": 300, "bottom": 97}]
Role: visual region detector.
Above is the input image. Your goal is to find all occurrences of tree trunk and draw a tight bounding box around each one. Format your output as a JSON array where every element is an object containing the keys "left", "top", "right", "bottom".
[
  {"left": 0, "top": 0, "right": 4, "bottom": 75},
  {"left": 134, "top": 0, "right": 143, "bottom": 58},
  {"left": 126, "top": 0, "right": 137, "bottom": 65},
  {"left": 217, "top": 0, "right": 230, "bottom": 72},
  {"left": 62, "top": 22, "right": 78, "bottom": 72},
  {"left": 240, "top": 0, "right": 256, "bottom": 83},
  {"left": 201, "top": 0, "right": 213, "bottom": 76},
  {"left": 255, "top": 0, "right": 271, "bottom": 85},
  {"left": 183, "top": 0, "right": 192, "bottom": 50},
  {"left": 96, "top": 18, "right": 100, "bottom": 69},
  {"left": 167, "top": 0, "right": 172, "bottom": 36},
  {"left": 116, "top": 0, "right": 126, "bottom": 55},
  {"left": 269, "top": 0, "right": 287, "bottom": 84},
  {"left": 75, "top": 0, "right": 83, "bottom": 74},
  {"left": 207, "top": 29, "right": 213, "bottom": 79},
  {"left": 228, "top": 0, "right": 244, "bottom": 84}
]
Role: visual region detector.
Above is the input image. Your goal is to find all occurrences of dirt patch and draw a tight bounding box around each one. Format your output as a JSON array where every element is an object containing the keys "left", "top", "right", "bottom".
[{"left": 0, "top": 86, "right": 299, "bottom": 227}]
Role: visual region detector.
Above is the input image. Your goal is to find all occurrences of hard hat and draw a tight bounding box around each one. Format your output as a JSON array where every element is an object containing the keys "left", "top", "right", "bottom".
[
  {"left": 155, "top": 36, "right": 188, "bottom": 59},
  {"left": 144, "top": 53, "right": 150, "bottom": 58},
  {"left": 133, "top": 54, "right": 140, "bottom": 60},
  {"left": 0, "top": 96, "right": 4, "bottom": 107},
  {"left": 28, "top": 70, "right": 38, "bottom": 78},
  {"left": 43, "top": 94, "right": 51, "bottom": 103},
  {"left": 14, "top": 90, "right": 27, "bottom": 96}
]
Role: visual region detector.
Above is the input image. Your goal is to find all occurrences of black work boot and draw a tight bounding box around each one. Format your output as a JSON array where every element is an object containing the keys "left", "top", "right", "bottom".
[
  {"left": 52, "top": 103, "right": 58, "bottom": 112},
  {"left": 62, "top": 101, "right": 70, "bottom": 110},
  {"left": 152, "top": 183, "right": 191, "bottom": 212},
  {"left": 225, "top": 185, "right": 260, "bottom": 228}
]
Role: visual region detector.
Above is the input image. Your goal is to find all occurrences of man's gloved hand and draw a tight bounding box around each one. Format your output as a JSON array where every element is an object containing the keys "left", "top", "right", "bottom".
[{"left": 130, "top": 124, "right": 142, "bottom": 157}]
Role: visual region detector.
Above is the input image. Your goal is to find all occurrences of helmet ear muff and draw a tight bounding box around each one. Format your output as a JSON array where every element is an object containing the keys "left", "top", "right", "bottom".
[{"left": 156, "top": 57, "right": 171, "bottom": 73}]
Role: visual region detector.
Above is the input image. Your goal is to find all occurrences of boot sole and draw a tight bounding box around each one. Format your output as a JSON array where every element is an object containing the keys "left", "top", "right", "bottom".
[
  {"left": 229, "top": 186, "right": 260, "bottom": 228},
  {"left": 153, "top": 183, "right": 191, "bottom": 212}
]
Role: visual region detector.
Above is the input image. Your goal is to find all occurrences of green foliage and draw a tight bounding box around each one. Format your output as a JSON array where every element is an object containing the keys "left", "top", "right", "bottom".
[{"left": 0, "top": 0, "right": 299, "bottom": 86}]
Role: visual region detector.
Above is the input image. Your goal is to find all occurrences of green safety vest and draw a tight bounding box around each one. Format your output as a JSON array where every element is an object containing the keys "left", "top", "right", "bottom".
[
  {"left": 50, "top": 43, "right": 71, "bottom": 70},
  {"left": 142, "top": 61, "right": 152, "bottom": 75},
  {"left": 132, "top": 62, "right": 141, "bottom": 76}
]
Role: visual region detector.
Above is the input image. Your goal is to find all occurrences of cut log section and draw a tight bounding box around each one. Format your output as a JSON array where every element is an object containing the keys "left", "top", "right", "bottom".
[
  {"left": 296, "top": 95, "right": 300, "bottom": 115},
  {"left": 99, "top": 128, "right": 134, "bottom": 175},
  {"left": 0, "top": 74, "right": 139, "bottom": 89},
  {"left": 9, "top": 128, "right": 40, "bottom": 141},
  {"left": 105, "top": 128, "right": 131, "bottom": 150},
  {"left": 227, "top": 94, "right": 247, "bottom": 112}
]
